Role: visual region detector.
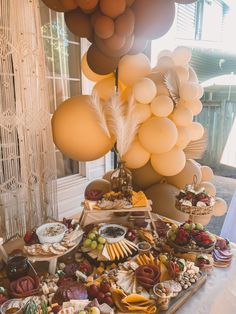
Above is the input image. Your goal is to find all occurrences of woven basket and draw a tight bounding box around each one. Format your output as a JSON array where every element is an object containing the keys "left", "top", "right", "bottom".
[{"left": 175, "top": 201, "right": 214, "bottom": 216}]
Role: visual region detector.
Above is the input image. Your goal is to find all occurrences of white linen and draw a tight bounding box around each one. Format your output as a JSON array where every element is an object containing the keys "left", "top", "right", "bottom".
[{"left": 177, "top": 244, "right": 236, "bottom": 314}]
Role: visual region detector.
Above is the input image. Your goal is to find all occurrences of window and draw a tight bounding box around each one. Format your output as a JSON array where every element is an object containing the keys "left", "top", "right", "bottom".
[{"left": 39, "top": 1, "right": 82, "bottom": 178}]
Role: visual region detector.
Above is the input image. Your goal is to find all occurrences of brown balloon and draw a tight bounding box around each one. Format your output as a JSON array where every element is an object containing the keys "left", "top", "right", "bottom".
[
  {"left": 94, "top": 14, "right": 115, "bottom": 39},
  {"left": 90, "top": 10, "right": 101, "bottom": 26},
  {"left": 115, "top": 9, "right": 135, "bottom": 37},
  {"left": 128, "top": 36, "right": 148, "bottom": 55},
  {"left": 87, "top": 44, "right": 119, "bottom": 75},
  {"left": 77, "top": 0, "right": 98, "bottom": 10},
  {"left": 104, "top": 34, "right": 126, "bottom": 50},
  {"left": 95, "top": 34, "right": 134, "bottom": 57},
  {"left": 60, "top": 0, "right": 77, "bottom": 10},
  {"left": 100, "top": 0, "right": 126, "bottom": 18},
  {"left": 41, "top": 0, "right": 67, "bottom": 12},
  {"left": 65, "top": 8, "right": 93, "bottom": 38},
  {"left": 132, "top": 0, "right": 175, "bottom": 39}
]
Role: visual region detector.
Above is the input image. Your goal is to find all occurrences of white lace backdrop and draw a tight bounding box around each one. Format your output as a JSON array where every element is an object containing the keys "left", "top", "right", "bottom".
[{"left": 0, "top": 0, "right": 58, "bottom": 239}]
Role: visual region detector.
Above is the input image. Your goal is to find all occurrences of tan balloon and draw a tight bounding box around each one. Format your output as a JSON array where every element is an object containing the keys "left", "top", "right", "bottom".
[
  {"left": 77, "top": 0, "right": 98, "bottom": 10},
  {"left": 131, "top": 161, "right": 163, "bottom": 190},
  {"left": 198, "top": 181, "right": 216, "bottom": 197},
  {"left": 115, "top": 9, "right": 135, "bottom": 37},
  {"left": 85, "top": 179, "right": 111, "bottom": 199},
  {"left": 118, "top": 53, "right": 151, "bottom": 86},
  {"left": 100, "top": 0, "right": 126, "bottom": 18},
  {"left": 139, "top": 117, "right": 178, "bottom": 154},
  {"left": 133, "top": 78, "right": 157, "bottom": 104},
  {"left": 94, "top": 14, "right": 114, "bottom": 39},
  {"left": 172, "top": 46, "right": 192, "bottom": 66},
  {"left": 104, "top": 33, "right": 126, "bottom": 50},
  {"left": 123, "top": 140, "right": 150, "bottom": 169},
  {"left": 188, "top": 122, "right": 204, "bottom": 141},
  {"left": 145, "top": 183, "right": 188, "bottom": 221},
  {"left": 151, "top": 146, "right": 186, "bottom": 176},
  {"left": 174, "top": 65, "right": 189, "bottom": 82},
  {"left": 93, "top": 77, "right": 123, "bottom": 102},
  {"left": 151, "top": 95, "right": 174, "bottom": 117},
  {"left": 214, "top": 197, "right": 228, "bottom": 217},
  {"left": 179, "top": 82, "right": 199, "bottom": 101},
  {"left": 65, "top": 8, "right": 93, "bottom": 38},
  {"left": 134, "top": 102, "right": 152, "bottom": 123},
  {"left": 60, "top": 0, "right": 77, "bottom": 9},
  {"left": 201, "top": 166, "right": 214, "bottom": 181},
  {"left": 178, "top": 99, "right": 203, "bottom": 116},
  {"left": 170, "top": 105, "right": 193, "bottom": 127},
  {"left": 51, "top": 95, "right": 114, "bottom": 161},
  {"left": 176, "top": 126, "right": 191, "bottom": 149},
  {"left": 166, "top": 159, "right": 202, "bottom": 189},
  {"left": 81, "top": 53, "right": 113, "bottom": 82}
]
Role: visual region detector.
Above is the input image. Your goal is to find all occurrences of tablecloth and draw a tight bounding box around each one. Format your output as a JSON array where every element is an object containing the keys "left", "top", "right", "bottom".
[{"left": 177, "top": 243, "right": 236, "bottom": 314}]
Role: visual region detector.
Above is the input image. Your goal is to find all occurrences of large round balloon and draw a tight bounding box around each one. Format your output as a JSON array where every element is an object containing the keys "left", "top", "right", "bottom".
[
  {"left": 131, "top": 161, "right": 163, "bottom": 190},
  {"left": 123, "top": 140, "right": 150, "bottom": 169},
  {"left": 100, "top": 0, "right": 126, "bottom": 18},
  {"left": 132, "top": 0, "right": 175, "bottom": 39},
  {"left": 42, "top": 0, "right": 70, "bottom": 12},
  {"left": 115, "top": 9, "right": 135, "bottom": 37},
  {"left": 52, "top": 95, "right": 114, "bottom": 161},
  {"left": 139, "top": 117, "right": 178, "bottom": 154},
  {"left": 151, "top": 95, "right": 174, "bottom": 117},
  {"left": 118, "top": 53, "right": 151, "bottom": 86},
  {"left": 176, "top": 126, "right": 191, "bottom": 149},
  {"left": 81, "top": 53, "right": 113, "bottom": 82},
  {"left": 133, "top": 78, "right": 157, "bottom": 104},
  {"left": 151, "top": 146, "right": 186, "bottom": 176},
  {"left": 65, "top": 8, "right": 93, "bottom": 38},
  {"left": 93, "top": 77, "right": 123, "bottom": 102},
  {"left": 214, "top": 197, "right": 228, "bottom": 216},
  {"left": 87, "top": 44, "right": 119, "bottom": 75},
  {"left": 201, "top": 166, "right": 214, "bottom": 181},
  {"left": 166, "top": 159, "right": 202, "bottom": 189},
  {"left": 198, "top": 181, "right": 216, "bottom": 197},
  {"left": 145, "top": 183, "right": 189, "bottom": 221},
  {"left": 169, "top": 105, "right": 193, "bottom": 127},
  {"left": 95, "top": 34, "right": 134, "bottom": 58}
]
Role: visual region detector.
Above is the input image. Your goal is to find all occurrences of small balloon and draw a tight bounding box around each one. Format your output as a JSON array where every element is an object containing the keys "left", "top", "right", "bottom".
[
  {"left": 157, "top": 56, "right": 175, "bottom": 68},
  {"left": 94, "top": 14, "right": 115, "bottom": 39},
  {"left": 198, "top": 181, "right": 216, "bottom": 197},
  {"left": 151, "top": 95, "right": 174, "bottom": 117},
  {"left": 176, "top": 126, "right": 191, "bottom": 149},
  {"left": 214, "top": 197, "right": 228, "bottom": 216},
  {"left": 172, "top": 46, "right": 192, "bottom": 66},
  {"left": 41, "top": 0, "right": 68, "bottom": 12},
  {"left": 201, "top": 166, "right": 214, "bottom": 181},
  {"left": 77, "top": 0, "right": 98, "bottom": 10},
  {"left": 100, "top": 0, "right": 126, "bottom": 18},
  {"left": 123, "top": 140, "right": 150, "bottom": 169},
  {"left": 93, "top": 77, "right": 123, "bottom": 101},
  {"left": 133, "top": 78, "right": 157, "bottom": 104},
  {"left": 179, "top": 82, "right": 200, "bottom": 101},
  {"left": 133, "top": 102, "right": 152, "bottom": 123},
  {"left": 65, "top": 8, "right": 93, "bottom": 38},
  {"left": 87, "top": 44, "right": 119, "bottom": 75},
  {"left": 115, "top": 9, "right": 135, "bottom": 37},
  {"left": 170, "top": 105, "right": 193, "bottom": 127},
  {"left": 188, "top": 122, "right": 204, "bottom": 141},
  {"left": 104, "top": 34, "right": 126, "bottom": 50},
  {"left": 178, "top": 99, "right": 203, "bottom": 116},
  {"left": 128, "top": 36, "right": 148, "bottom": 55},
  {"left": 188, "top": 66, "right": 199, "bottom": 83},
  {"left": 60, "top": 0, "right": 77, "bottom": 10},
  {"left": 174, "top": 65, "right": 189, "bottom": 82}
]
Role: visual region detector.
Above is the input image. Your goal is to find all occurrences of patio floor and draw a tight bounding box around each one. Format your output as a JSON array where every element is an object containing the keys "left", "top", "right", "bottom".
[{"left": 207, "top": 175, "right": 236, "bottom": 235}]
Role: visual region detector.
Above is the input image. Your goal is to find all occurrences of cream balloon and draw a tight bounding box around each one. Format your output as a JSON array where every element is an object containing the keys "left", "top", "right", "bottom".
[
  {"left": 170, "top": 105, "right": 193, "bottom": 127},
  {"left": 188, "top": 66, "right": 199, "bottom": 83},
  {"left": 157, "top": 49, "right": 173, "bottom": 60},
  {"left": 93, "top": 77, "right": 123, "bottom": 101},
  {"left": 139, "top": 117, "right": 178, "bottom": 154},
  {"left": 166, "top": 159, "right": 202, "bottom": 189},
  {"left": 179, "top": 82, "right": 199, "bottom": 101},
  {"left": 133, "top": 78, "right": 157, "bottom": 104},
  {"left": 198, "top": 85, "right": 204, "bottom": 98},
  {"left": 81, "top": 53, "right": 113, "bottom": 82},
  {"left": 131, "top": 161, "right": 163, "bottom": 190},
  {"left": 151, "top": 95, "right": 174, "bottom": 117},
  {"left": 193, "top": 215, "right": 212, "bottom": 226},
  {"left": 178, "top": 99, "right": 203, "bottom": 116},
  {"left": 151, "top": 146, "right": 186, "bottom": 176},
  {"left": 176, "top": 126, "right": 191, "bottom": 149},
  {"left": 134, "top": 102, "right": 152, "bottom": 123},
  {"left": 157, "top": 56, "right": 175, "bottom": 68},
  {"left": 118, "top": 53, "right": 151, "bottom": 86},
  {"left": 198, "top": 181, "right": 216, "bottom": 197},
  {"left": 145, "top": 183, "right": 189, "bottom": 221},
  {"left": 51, "top": 95, "right": 114, "bottom": 161},
  {"left": 188, "top": 122, "right": 204, "bottom": 141},
  {"left": 123, "top": 139, "right": 150, "bottom": 169},
  {"left": 172, "top": 46, "right": 192, "bottom": 66},
  {"left": 174, "top": 65, "right": 189, "bottom": 82},
  {"left": 201, "top": 166, "right": 214, "bottom": 181},
  {"left": 214, "top": 197, "right": 228, "bottom": 217}
]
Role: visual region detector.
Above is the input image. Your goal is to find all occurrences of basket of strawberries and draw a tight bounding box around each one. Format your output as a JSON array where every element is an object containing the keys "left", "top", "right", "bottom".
[{"left": 175, "top": 177, "right": 215, "bottom": 216}]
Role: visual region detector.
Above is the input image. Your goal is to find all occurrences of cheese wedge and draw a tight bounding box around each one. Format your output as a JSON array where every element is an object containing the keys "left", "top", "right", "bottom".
[
  {"left": 122, "top": 241, "right": 132, "bottom": 255},
  {"left": 112, "top": 243, "right": 120, "bottom": 259},
  {"left": 101, "top": 244, "right": 110, "bottom": 261},
  {"left": 116, "top": 242, "right": 124, "bottom": 258},
  {"left": 107, "top": 244, "right": 115, "bottom": 261},
  {"left": 119, "top": 241, "right": 129, "bottom": 257}
]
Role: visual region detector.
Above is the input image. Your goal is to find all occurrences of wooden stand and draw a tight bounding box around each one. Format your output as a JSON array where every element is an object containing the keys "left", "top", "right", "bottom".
[{"left": 79, "top": 200, "right": 157, "bottom": 232}]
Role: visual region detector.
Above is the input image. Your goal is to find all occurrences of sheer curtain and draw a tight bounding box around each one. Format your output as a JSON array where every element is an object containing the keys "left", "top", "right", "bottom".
[{"left": 0, "top": 0, "right": 57, "bottom": 239}]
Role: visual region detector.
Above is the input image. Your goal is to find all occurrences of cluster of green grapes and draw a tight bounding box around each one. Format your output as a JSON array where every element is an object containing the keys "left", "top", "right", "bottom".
[{"left": 83, "top": 228, "right": 106, "bottom": 251}]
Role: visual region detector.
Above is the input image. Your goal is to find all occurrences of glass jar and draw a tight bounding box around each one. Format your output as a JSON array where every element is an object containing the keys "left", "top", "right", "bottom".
[
  {"left": 6, "top": 256, "right": 29, "bottom": 281},
  {"left": 110, "top": 161, "right": 133, "bottom": 196}
]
